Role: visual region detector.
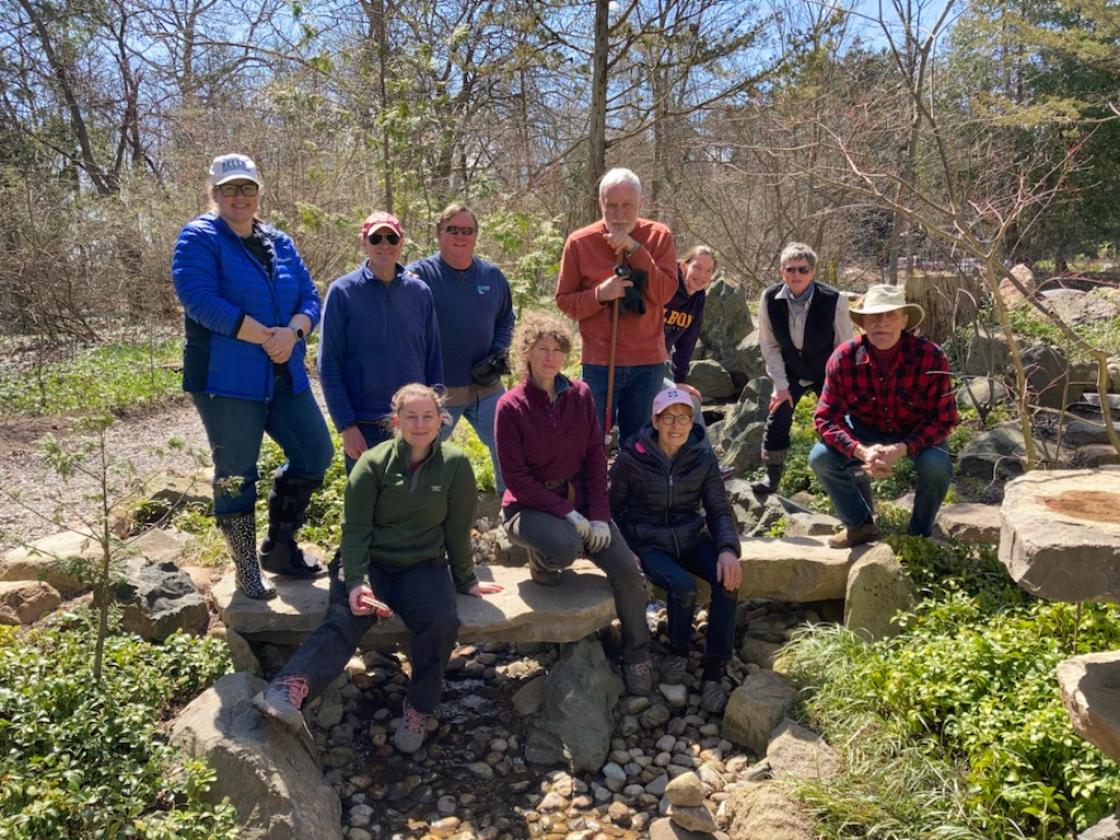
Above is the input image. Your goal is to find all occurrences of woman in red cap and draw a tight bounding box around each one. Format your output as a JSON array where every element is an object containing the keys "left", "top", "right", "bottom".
[{"left": 318, "top": 211, "right": 444, "bottom": 474}]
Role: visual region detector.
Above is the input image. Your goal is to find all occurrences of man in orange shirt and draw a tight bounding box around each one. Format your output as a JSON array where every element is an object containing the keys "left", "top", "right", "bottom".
[{"left": 555, "top": 168, "right": 678, "bottom": 444}]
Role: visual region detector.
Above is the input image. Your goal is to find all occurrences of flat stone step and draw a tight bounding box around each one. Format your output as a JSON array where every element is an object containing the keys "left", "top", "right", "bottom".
[
  {"left": 933, "top": 502, "right": 1001, "bottom": 545},
  {"left": 738, "top": 537, "right": 870, "bottom": 602},
  {"left": 1058, "top": 650, "right": 1120, "bottom": 764}
]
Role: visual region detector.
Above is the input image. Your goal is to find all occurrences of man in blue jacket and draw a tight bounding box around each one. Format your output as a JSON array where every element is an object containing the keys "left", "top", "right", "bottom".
[
  {"left": 409, "top": 203, "right": 515, "bottom": 495},
  {"left": 319, "top": 211, "right": 444, "bottom": 474}
]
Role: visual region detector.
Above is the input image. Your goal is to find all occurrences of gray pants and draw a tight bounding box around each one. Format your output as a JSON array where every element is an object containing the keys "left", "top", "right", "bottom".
[
  {"left": 503, "top": 509, "right": 650, "bottom": 663},
  {"left": 275, "top": 554, "right": 459, "bottom": 714}
]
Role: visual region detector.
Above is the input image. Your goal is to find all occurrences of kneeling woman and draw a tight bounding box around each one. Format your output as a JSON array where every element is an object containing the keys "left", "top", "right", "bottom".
[
  {"left": 494, "top": 312, "right": 653, "bottom": 695},
  {"left": 609, "top": 386, "right": 742, "bottom": 713},
  {"left": 254, "top": 384, "right": 501, "bottom": 753}
]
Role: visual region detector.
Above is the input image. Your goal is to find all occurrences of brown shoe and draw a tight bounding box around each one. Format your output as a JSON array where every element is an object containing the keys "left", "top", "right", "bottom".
[
  {"left": 528, "top": 550, "right": 561, "bottom": 586},
  {"left": 828, "top": 520, "right": 881, "bottom": 549}
]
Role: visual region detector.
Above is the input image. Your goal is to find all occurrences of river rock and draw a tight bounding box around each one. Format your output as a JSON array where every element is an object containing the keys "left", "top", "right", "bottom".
[
  {"left": 665, "top": 771, "right": 704, "bottom": 807},
  {"left": 999, "top": 467, "right": 1120, "bottom": 603},
  {"left": 669, "top": 803, "right": 718, "bottom": 833}
]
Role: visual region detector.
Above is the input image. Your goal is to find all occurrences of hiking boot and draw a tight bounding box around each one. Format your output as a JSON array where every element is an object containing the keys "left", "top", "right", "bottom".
[
  {"left": 751, "top": 464, "right": 783, "bottom": 496},
  {"left": 394, "top": 699, "right": 430, "bottom": 754},
  {"left": 528, "top": 550, "right": 561, "bottom": 586},
  {"left": 260, "top": 470, "right": 326, "bottom": 578},
  {"left": 623, "top": 659, "right": 654, "bottom": 696},
  {"left": 217, "top": 512, "right": 276, "bottom": 600},
  {"left": 660, "top": 654, "right": 689, "bottom": 686},
  {"left": 827, "top": 519, "right": 881, "bottom": 550},
  {"left": 252, "top": 675, "right": 309, "bottom": 732},
  {"left": 700, "top": 680, "right": 730, "bottom": 714}
]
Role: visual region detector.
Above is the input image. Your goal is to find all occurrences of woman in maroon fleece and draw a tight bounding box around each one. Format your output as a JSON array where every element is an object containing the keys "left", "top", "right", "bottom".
[{"left": 494, "top": 311, "right": 653, "bottom": 696}]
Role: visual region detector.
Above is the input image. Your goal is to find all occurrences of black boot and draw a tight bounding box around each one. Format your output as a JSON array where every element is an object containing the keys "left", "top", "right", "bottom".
[
  {"left": 218, "top": 512, "right": 276, "bottom": 600},
  {"left": 752, "top": 464, "right": 784, "bottom": 495},
  {"left": 259, "top": 469, "right": 326, "bottom": 578}
]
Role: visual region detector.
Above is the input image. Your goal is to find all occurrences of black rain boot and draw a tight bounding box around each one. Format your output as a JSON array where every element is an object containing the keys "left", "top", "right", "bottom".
[
  {"left": 260, "top": 469, "right": 326, "bottom": 578},
  {"left": 218, "top": 511, "right": 276, "bottom": 600},
  {"left": 752, "top": 464, "right": 784, "bottom": 495}
]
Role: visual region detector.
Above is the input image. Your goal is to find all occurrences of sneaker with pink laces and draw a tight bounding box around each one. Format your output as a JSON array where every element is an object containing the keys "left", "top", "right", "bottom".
[
  {"left": 252, "top": 675, "right": 309, "bottom": 732},
  {"left": 394, "top": 699, "right": 430, "bottom": 754}
]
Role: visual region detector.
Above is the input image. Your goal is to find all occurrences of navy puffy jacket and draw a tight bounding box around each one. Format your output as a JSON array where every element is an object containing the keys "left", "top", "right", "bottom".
[{"left": 172, "top": 213, "right": 321, "bottom": 400}]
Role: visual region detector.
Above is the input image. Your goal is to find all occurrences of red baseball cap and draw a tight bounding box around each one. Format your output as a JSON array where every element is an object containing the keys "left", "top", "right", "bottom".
[{"left": 361, "top": 211, "right": 403, "bottom": 239}]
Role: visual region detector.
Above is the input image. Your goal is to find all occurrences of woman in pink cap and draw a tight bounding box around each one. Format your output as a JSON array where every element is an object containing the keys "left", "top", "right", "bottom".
[{"left": 609, "top": 385, "right": 742, "bottom": 714}]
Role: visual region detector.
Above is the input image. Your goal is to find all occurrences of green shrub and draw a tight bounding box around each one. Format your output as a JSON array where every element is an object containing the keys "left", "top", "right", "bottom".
[
  {"left": 783, "top": 538, "right": 1120, "bottom": 838},
  {"left": 0, "top": 610, "right": 237, "bottom": 839}
]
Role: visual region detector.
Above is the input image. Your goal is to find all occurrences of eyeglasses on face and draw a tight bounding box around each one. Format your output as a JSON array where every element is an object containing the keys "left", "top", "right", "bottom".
[
  {"left": 659, "top": 413, "right": 693, "bottom": 426},
  {"left": 444, "top": 225, "right": 476, "bottom": 236},
  {"left": 217, "top": 183, "right": 259, "bottom": 197},
  {"left": 783, "top": 265, "right": 812, "bottom": 275},
  {"left": 368, "top": 232, "right": 400, "bottom": 245}
]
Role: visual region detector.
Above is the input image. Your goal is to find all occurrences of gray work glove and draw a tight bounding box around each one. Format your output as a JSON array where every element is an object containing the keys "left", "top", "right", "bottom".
[
  {"left": 565, "top": 510, "right": 592, "bottom": 542},
  {"left": 586, "top": 520, "right": 612, "bottom": 554}
]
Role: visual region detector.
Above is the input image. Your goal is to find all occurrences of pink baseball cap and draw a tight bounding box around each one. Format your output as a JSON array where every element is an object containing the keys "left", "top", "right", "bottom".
[
  {"left": 361, "top": 211, "right": 403, "bottom": 239},
  {"left": 652, "top": 386, "right": 695, "bottom": 416}
]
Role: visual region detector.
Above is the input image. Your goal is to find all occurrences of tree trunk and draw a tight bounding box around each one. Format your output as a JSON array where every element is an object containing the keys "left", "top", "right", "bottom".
[{"left": 587, "top": 0, "right": 610, "bottom": 223}]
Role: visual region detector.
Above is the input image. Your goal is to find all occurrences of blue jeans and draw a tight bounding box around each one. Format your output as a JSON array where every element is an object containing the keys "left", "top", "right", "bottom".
[
  {"left": 442, "top": 389, "right": 504, "bottom": 496},
  {"left": 808, "top": 418, "right": 952, "bottom": 536},
  {"left": 344, "top": 421, "right": 394, "bottom": 476},
  {"left": 639, "top": 536, "right": 737, "bottom": 663},
  {"left": 582, "top": 362, "right": 665, "bottom": 446},
  {"left": 192, "top": 372, "right": 334, "bottom": 517}
]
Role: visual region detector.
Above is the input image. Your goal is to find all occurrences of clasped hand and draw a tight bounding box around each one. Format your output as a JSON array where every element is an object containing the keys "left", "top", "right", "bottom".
[
  {"left": 859, "top": 442, "right": 906, "bottom": 479},
  {"left": 261, "top": 326, "right": 296, "bottom": 364}
]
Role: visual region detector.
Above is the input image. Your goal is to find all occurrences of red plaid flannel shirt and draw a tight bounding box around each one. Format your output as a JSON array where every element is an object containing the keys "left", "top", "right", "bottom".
[{"left": 814, "top": 332, "right": 959, "bottom": 459}]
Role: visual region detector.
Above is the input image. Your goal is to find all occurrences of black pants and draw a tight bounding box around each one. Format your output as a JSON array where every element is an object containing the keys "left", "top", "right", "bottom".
[{"left": 761, "top": 379, "right": 821, "bottom": 459}]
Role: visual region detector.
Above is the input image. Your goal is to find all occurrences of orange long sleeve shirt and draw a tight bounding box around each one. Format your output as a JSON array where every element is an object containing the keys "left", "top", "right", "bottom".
[{"left": 554, "top": 218, "right": 677, "bottom": 366}]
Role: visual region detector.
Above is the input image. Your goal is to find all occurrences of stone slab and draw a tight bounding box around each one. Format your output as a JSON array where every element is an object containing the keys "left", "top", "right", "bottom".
[
  {"left": 999, "top": 467, "right": 1120, "bottom": 603},
  {"left": 214, "top": 560, "right": 620, "bottom": 646},
  {"left": 1057, "top": 651, "right": 1120, "bottom": 764},
  {"left": 933, "top": 502, "right": 1002, "bottom": 545},
  {"left": 738, "top": 537, "right": 871, "bottom": 602}
]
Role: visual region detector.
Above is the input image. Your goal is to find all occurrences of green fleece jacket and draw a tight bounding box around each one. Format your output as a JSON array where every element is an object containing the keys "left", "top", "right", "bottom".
[{"left": 341, "top": 437, "right": 478, "bottom": 592}]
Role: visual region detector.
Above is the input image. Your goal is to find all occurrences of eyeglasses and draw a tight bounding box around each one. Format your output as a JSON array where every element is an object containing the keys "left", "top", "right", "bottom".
[
  {"left": 216, "top": 183, "right": 259, "bottom": 197},
  {"left": 658, "top": 413, "right": 693, "bottom": 426},
  {"left": 368, "top": 232, "right": 400, "bottom": 245},
  {"left": 444, "top": 225, "right": 476, "bottom": 236},
  {"left": 783, "top": 265, "right": 812, "bottom": 275}
]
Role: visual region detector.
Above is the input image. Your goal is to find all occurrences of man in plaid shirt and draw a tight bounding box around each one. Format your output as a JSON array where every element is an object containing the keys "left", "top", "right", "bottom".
[{"left": 810, "top": 285, "right": 958, "bottom": 548}]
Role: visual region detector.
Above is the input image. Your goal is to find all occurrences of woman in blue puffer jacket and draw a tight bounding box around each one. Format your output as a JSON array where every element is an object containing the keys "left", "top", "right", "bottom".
[
  {"left": 172, "top": 154, "right": 334, "bottom": 599},
  {"left": 609, "top": 386, "right": 742, "bottom": 714}
]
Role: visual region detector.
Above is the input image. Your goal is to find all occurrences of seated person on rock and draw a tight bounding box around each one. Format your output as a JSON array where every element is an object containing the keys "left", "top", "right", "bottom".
[
  {"left": 494, "top": 311, "right": 654, "bottom": 696},
  {"left": 253, "top": 384, "right": 502, "bottom": 754},
  {"left": 609, "top": 386, "right": 741, "bottom": 714},
  {"left": 810, "top": 285, "right": 958, "bottom": 549}
]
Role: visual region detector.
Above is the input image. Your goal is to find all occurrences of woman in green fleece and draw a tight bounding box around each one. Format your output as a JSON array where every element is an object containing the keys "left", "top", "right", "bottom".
[{"left": 253, "top": 383, "right": 501, "bottom": 754}]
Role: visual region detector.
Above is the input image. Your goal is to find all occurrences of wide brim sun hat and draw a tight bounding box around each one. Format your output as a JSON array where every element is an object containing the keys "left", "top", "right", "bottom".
[{"left": 849, "top": 284, "right": 925, "bottom": 332}]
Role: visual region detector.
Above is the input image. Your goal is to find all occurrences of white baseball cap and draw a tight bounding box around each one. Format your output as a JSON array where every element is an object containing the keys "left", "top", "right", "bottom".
[{"left": 208, "top": 154, "right": 261, "bottom": 187}]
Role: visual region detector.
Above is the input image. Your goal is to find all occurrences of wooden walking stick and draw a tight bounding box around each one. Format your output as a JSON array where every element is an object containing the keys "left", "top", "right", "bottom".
[{"left": 603, "top": 298, "right": 621, "bottom": 445}]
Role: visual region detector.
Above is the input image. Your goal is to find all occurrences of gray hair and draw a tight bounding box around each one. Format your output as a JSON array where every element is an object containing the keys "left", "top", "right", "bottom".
[
  {"left": 598, "top": 168, "right": 642, "bottom": 202},
  {"left": 779, "top": 242, "right": 817, "bottom": 268}
]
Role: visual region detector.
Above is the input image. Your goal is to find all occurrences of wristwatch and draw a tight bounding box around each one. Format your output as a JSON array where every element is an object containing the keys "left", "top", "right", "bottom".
[{"left": 291, "top": 326, "right": 305, "bottom": 341}]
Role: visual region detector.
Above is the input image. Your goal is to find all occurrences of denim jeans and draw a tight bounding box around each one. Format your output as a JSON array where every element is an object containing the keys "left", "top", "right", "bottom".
[
  {"left": 503, "top": 508, "right": 650, "bottom": 664},
  {"left": 344, "top": 421, "right": 394, "bottom": 476},
  {"left": 808, "top": 417, "right": 952, "bottom": 536},
  {"left": 582, "top": 362, "right": 665, "bottom": 446},
  {"left": 442, "top": 388, "right": 504, "bottom": 496},
  {"left": 275, "top": 554, "right": 459, "bottom": 714},
  {"left": 192, "top": 372, "right": 334, "bottom": 516},
  {"left": 761, "top": 380, "right": 819, "bottom": 460},
  {"left": 639, "top": 536, "right": 737, "bottom": 662}
]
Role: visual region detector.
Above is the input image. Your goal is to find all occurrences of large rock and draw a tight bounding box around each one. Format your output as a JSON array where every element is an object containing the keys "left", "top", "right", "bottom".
[
  {"left": 766, "top": 718, "right": 841, "bottom": 782},
  {"left": 215, "top": 560, "right": 618, "bottom": 646},
  {"left": 699, "top": 278, "right": 754, "bottom": 367},
  {"left": 1077, "top": 444, "right": 1120, "bottom": 468},
  {"left": 962, "top": 327, "right": 1010, "bottom": 377},
  {"left": 933, "top": 502, "right": 1002, "bottom": 545},
  {"left": 1000, "top": 467, "right": 1120, "bottom": 603},
  {"left": 1022, "top": 342, "right": 1078, "bottom": 409},
  {"left": 1041, "top": 288, "right": 1120, "bottom": 328},
  {"left": 721, "top": 781, "right": 816, "bottom": 840},
  {"left": 1080, "top": 810, "right": 1120, "bottom": 840},
  {"left": 1057, "top": 651, "right": 1120, "bottom": 765},
  {"left": 0, "top": 580, "right": 61, "bottom": 625},
  {"left": 784, "top": 512, "right": 841, "bottom": 537},
  {"left": 722, "top": 670, "right": 795, "bottom": 754},
  {"left": 524, "top": 637, "right": 622, "bottom": 771},
  {"left": 1064, "top": 418, "right": 1120, "bottom": 448},
  {"left": 720, "top": 329, "right": 767, "bottom": 389},
  {"left": 844, "top": 544, "right": 916, "bottom": 642},
  {"left": 710, "top": 385, "right": 769, "bottom": 473},
  {"left": 957, "top": 422, "right": 1050, "bottom": 481},
  {"left": 169, "top": 672, "right": 342, "bottom": 840},
  {"left": 999, "top": 263, "right": 1036, "bottom": 307},
  {"left": 648, "top": 817, "right": 711, "bottom": 840},
  {"left": 108, "top": 559, "right": 209, "bottom": 641},
  {"left": 956, "top": 379, "right": 1011, "bottom": 412},
  {"left": 0, "top": 527, "right": 190, "bottom": 596},
  {"left": 739, "top": 537, "right": 870, "bottom": 602},
  {"left": 686, "top": 359, "right": 737, "bottom": 400}
]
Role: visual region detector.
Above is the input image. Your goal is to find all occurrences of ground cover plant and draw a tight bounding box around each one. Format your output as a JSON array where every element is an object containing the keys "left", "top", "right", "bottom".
[
  {"left": 0, "top": 610, "right": 237, "bottom": 839},
  {"left": 782, "top": 537, "right": 1120, "bottom": 838}
]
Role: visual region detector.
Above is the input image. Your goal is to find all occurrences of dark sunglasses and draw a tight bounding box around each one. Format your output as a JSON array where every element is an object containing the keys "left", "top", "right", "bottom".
[
  {"left": 216, "top": 183, "right": 259, "bottom": 197},
  {"left": 368, "top": 232, "right": 400, "bottom": 245},
  {"left": 444, "top": 225, "right": 476, "bottom": 236},
  {"left": 783, "top": 265, "right": 812, "bottom": 275}
]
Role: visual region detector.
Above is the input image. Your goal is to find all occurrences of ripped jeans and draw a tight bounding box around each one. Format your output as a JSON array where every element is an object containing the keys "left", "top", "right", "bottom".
[{"left": 638, "top": 536, "right": 737, "bottom": 664}]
